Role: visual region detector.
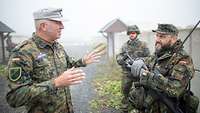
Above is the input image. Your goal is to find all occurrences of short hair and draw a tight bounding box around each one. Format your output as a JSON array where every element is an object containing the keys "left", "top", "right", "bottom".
[{"left": 34, "top": 19, "right": 48, "bottom": 30}]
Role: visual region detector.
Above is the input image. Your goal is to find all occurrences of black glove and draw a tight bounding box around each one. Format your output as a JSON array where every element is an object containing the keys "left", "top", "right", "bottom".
[{"left": 140, "top": 67, "right": 162, "bottom": 88}]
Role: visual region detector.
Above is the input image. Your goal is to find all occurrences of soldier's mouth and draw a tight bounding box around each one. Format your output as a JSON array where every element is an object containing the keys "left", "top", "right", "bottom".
[
  {"left": 155, "top": 43, "right": 162, "bottom": 49},
  {"left": 155, "top": 42, "right": 161, "bottom": 46},
  {"left": 57, "top": 31, "right": 62, "bottom": 35}
]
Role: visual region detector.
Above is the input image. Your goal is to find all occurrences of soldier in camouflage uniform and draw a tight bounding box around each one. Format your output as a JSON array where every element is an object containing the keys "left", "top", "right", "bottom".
[
  {"left": 129, "top": 24, "right": 199, "bottom": 113},
  {"left": 116, "top": 25, "right": 150, "bottom": 113},
  {"left": 6, "top": 8, "right": 104, "bottom": 113}
]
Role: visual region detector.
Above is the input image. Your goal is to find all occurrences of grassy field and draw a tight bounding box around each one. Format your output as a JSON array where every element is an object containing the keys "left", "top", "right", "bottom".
[
  {"left": 89, "top": 60, "right": 123, "bottom": 113},
  {"left": 89, "top": 60, "right": 200, "bottom": 113}
]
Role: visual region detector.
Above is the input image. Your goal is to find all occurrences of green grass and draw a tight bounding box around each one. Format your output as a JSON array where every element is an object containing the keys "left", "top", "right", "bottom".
[{"left": 89, "top": 60, "right": 123, "bottom": 112}]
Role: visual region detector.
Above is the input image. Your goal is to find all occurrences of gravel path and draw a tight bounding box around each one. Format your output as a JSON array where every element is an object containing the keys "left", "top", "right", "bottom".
[{"left": 71, "top": 64, "right": 97, "bottom": 113}]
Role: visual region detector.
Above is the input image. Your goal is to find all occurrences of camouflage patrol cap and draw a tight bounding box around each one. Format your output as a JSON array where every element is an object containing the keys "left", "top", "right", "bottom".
[
  {"left": 152, "top": 24, "right": 179, "bottom": 36},
  {"left": 33, "top": 8, "right": 67, "bottom": 22},
  {"left": 127, "top": 25, "right": 141, "bottom": 35}
]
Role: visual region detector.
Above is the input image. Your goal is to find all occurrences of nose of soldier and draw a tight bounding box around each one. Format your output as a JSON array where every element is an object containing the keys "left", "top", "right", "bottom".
[
  {"left": 59, "top": 22, "right": 64, "bottom": 29},
  {"left": 155, "top": 35, "right": 162, "bottom": 47}
]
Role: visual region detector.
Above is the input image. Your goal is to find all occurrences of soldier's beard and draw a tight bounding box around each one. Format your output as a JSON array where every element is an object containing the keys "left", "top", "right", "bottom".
[{"left": 155, "top": 42, "right": 171, "bottom": 56}]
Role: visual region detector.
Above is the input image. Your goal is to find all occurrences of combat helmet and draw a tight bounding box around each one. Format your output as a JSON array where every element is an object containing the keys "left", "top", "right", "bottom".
[{"left": 127, "top": 25, "right": 141, "bottom": 35}]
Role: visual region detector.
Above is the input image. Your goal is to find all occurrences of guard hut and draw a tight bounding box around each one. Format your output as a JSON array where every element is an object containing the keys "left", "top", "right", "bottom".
[
  {"left": 100, "top": 19, "right": 127, "bottom": 59},
  {"left": 0, "top": 21, "right": 15, "bottom": 63}
]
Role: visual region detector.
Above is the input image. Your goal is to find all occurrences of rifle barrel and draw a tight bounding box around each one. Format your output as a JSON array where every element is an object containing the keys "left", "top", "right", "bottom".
[{"left": 182, "top": 20, "right": 200, "bottom": 47}]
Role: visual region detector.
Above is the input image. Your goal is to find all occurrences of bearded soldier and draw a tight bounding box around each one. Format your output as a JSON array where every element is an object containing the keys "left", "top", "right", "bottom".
[{"left": 129, "top": 24, "right": 199, "bottom": 113}]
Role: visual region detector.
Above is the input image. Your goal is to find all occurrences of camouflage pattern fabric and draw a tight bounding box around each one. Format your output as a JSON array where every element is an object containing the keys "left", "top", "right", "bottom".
[
  {"left": 129, "top": 40, "right": 196, "bottom": 113},
  {"left": 152, "top": 24, "right": 179, "bottom": 36},
  {"left": 116, "top": 38, "right": 150, "bottom": 112},
  {"left": 116, "top": 39, "right": 150, "bottom": 70},
  {"left": 6, "top": 33, "right": 86, "bottom": 113}
]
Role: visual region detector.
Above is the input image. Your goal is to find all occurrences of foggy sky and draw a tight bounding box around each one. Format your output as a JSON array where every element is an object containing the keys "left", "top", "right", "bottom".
[{"left": 0, "top": 0, "right": 199, "bottom": 44}]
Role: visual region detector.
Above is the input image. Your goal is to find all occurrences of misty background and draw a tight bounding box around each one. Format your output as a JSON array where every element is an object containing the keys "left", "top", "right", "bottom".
[
  {"left": 1, "top": 0, "right": 200, "bottom": 113},
  {"left": 0, "top": 0, "right": 200, "bottom": 45}
]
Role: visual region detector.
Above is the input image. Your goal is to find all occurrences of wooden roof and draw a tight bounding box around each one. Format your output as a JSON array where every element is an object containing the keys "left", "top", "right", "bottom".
[
  {"left": 100, "top": 18, "right": 127, "bottom": 33},
  {"left": 0, "top": 21, "right": 14, "bottom": 33}
]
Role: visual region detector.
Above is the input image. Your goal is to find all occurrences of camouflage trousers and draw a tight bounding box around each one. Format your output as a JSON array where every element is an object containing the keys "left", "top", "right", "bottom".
[{"left": 121, "top": 73, "right": 138, "bottom": 112}]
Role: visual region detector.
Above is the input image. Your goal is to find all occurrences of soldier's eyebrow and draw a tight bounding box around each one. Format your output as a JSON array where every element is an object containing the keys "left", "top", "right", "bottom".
[
  {"left": 156, "top": 33, "right": 170, "bottom": 39},
  {"left": 156, "top": 34, "right": 164, "bottom": 38}
]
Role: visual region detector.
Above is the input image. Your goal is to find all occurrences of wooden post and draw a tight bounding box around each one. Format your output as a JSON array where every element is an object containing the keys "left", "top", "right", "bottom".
[
  {"left": 0, "top": 33, "right": 2, "bottom": 62},
  {"left": 0, "top": 33, "right": 5, "bottom": 63},
  {"left": 107, "top": 32, "right": 115, "bottom": 58},
  {"left": 2, "top": 33, "right": 6, "bottom": 63}
]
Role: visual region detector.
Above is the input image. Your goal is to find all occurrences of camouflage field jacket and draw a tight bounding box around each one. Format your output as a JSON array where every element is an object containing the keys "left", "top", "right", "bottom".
[
  {"left": 6, "top": 33, "right": 86, "bottom": 113},
  {"left": 129, "top": 40, "right": 195, "bottom": 113}
]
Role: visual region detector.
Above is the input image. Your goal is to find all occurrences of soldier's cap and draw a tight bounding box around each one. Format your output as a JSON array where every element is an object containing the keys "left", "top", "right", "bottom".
[
  {"left": 33, "top": 8, "right": 67, "bottom": 22},
  {"left": 152, "top": 24, "right": 179, "bottom": 36}
]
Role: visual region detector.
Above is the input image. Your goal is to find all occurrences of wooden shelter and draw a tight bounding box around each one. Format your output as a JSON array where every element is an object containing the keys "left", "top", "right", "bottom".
[
  {"left": 100, "top": 19, "right": 127, "bottom": 58},
  {"left": 0, "top": 21, "right": 15, "bottom": 63}
]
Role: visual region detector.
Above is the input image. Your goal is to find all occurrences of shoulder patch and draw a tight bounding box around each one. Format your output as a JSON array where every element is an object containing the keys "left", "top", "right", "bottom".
[{"left": 9, "top": 67, "right": 22, "bottom": 82}]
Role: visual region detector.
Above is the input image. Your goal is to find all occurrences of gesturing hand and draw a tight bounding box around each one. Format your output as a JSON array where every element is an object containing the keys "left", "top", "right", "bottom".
[
  {"left": 83, "top": 43, "right": 106, "bottom": 65},
  {"left": 54, "top": 67, "right": 86, "bottom": 88}
]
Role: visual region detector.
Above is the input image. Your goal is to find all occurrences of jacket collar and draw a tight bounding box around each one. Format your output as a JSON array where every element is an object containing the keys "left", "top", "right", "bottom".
[{"left": 32, "top": 33, "right": 58, "bottom": 49}]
